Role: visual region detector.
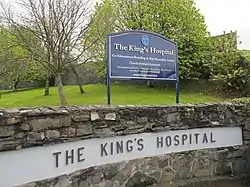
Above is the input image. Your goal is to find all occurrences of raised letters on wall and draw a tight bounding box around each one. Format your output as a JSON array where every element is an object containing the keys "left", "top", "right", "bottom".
[{"left": 0, "top": 127, "right": 243, "bottom": 187}]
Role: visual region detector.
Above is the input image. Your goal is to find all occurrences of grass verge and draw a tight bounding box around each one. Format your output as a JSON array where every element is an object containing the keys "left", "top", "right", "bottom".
[{"left": 0, "top": 84, "right": 224, "bottom": 108}]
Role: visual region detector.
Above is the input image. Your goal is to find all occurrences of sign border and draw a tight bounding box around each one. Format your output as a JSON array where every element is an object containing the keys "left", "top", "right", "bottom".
[
  {"left": 107, "top": 30, "right": 179, "bottom": 81},
  {"left": 106, "top": 30, "right": 179, "bottom": 105}
]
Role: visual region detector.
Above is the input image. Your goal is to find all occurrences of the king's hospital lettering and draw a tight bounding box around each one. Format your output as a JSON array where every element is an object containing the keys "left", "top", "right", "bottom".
[
  {"left": 52, "top": 132, "right": 216, "bottom": 168},
  {"left": 0, "top": 127, "right": 242, "bottom": 187},
  {"left": 113, "top": 43, "right": 175, "bottom": 56}
]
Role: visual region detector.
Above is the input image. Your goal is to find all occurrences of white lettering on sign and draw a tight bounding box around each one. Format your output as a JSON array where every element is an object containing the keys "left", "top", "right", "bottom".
[
  {"left": 0, "top": 127, "right": 243, "bottom": 187},
  {"left": 113, "top": 43, "right": 174, "bottom": 56}
]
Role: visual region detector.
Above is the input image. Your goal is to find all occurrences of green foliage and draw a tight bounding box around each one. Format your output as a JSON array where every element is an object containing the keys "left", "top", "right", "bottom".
[
  {"left": 208, "top": 31, "right": 250, "bottom": 96},
  {"left": 0, "top": 28, "right": 45, "bottom": 89},
  {"left": 227, "top": 55, "right": 250, "bottom": 96},
  {"left": 82, "top": 0, "right": 117, "bottom": 80},
  {"left": 231, "top": 97, "right": 250, "bottom": 104},
  {"left": 86, "top": 0, "right": 210, "bottom": 80},
  {"left": 241, "top": 50, "right": 250, "bottom": 61}
]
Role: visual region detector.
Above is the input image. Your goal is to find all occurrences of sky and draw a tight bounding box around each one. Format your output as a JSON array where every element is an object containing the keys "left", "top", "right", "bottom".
[{"left": 195, "top": 0, "right": 250, "bottom": 49}]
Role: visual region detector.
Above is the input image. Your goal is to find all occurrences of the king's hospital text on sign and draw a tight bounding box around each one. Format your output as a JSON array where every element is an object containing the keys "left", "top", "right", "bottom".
[
  {"left": 108, "top": 32, "right": 178, "bottom": 80},
  {"left": 0, "top": 127, "right": 242, "bottom": 187}
]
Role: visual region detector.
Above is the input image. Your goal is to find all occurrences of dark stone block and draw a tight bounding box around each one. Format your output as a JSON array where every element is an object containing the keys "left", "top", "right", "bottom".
[
  {"left": 215, "top": 162, "right": 232, "bottom": 176},
  {"left": 102, "top": 164, "right": 119, "bottom": 180},
  {"left": 125, "top": 171, "right": 157, "bottom": 187}
]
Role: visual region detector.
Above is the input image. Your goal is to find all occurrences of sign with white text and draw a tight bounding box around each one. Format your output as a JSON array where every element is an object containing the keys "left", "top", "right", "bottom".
[
  {"left": 0, "top": 127, "right": 243, "bottom": 187},
  {"left": 106, "top": 30, "right": 180, "bottom": 105},
  {"left": 108, "top": 31, "right": 178, "bottom": 80}
]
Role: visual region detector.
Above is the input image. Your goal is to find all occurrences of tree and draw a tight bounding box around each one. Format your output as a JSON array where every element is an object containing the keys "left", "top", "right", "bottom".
[
  {"left": 0, "top": 0, "right": 95, "bottom": 105},
  {"left": 208, "top": 31, "right": 250, "bottom": 96},
  {"left": 0, "top": 28, "right": 45, "bottom": 92},
  {"left": 82, "top": 0, "right": 118, "bottom": 81},
  {"left": 86, "top": 0, "right": 210, "bottom": 81}
]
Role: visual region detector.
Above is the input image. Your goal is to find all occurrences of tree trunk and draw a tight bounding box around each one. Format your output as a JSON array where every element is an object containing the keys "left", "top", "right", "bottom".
[
  {"left": 44, "top": 73, "right": 50, "bottom": 96},
  {"left": 12, "top": 81, "right": 18, "bottom": 92},
  {"left": 71, "top": 65, "right": 85, "bottom": 94},
  {"left": 56, "top": 73, "right": 67, "bottom": 106}
]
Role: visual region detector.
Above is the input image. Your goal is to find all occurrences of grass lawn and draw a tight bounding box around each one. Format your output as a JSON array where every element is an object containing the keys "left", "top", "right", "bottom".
[{"left": 0, "top": 84, "right": 224, "bottom": 108}]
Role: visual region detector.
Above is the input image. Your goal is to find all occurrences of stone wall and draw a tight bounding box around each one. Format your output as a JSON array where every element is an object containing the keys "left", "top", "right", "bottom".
[{"left": 0, "top": 103, "right": 250, "bottom": 187}]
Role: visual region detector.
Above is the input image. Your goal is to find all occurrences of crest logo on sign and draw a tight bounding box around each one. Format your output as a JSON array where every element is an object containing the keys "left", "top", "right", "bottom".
[{"left": 141, "top": 35, "right": 149, "bottom": 46}]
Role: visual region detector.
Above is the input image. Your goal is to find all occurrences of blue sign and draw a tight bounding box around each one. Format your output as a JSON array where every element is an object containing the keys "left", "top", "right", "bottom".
[
  {"left": 107, "top": 30, "right": 178, "bottom": 80},
  {"left": 106, "top": 30, "right": 179, "bottom": 105}
]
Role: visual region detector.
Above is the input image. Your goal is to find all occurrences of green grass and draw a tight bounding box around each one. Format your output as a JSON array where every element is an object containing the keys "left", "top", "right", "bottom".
[{"left": 0, "top": 84, "right": 224, "bottom": 108}]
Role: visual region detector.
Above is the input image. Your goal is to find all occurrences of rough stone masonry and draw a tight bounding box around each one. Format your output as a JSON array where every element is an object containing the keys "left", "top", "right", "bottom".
[{"left": 0, "top": 103, "right": 250, "bottom": 187}]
